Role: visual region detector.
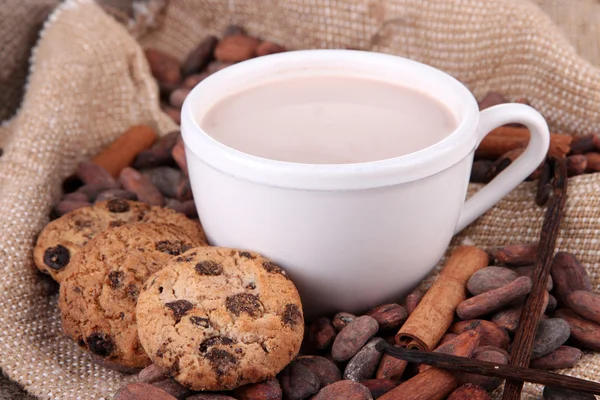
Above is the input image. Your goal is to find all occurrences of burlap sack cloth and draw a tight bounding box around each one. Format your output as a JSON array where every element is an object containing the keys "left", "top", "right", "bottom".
[{"left": 1, "top": 0, "right": 600, "bottom": 398}]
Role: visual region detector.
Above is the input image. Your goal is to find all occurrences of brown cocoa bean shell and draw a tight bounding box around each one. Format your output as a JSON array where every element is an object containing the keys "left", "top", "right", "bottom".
[
  {"left": 169, "top": 88, "right": 191, "bottom": 109},
  {"left": 512, "top": 265, "right": 553, "bottom": 291},
  {"left": 569, "top": 134, "right": 598, "bottom": 154},
  {"left": 467, "top": 267, "right": 519, "bottom": 295},
  {"left": 311, "top": 380, "right": 373, "bottom": 400},
  {"left": 163, "top": 105, "right": 181, "bottom": 124},
  {"left": 187, "top": 394, "right": 237, "bottom": 400},
  {"left": 214, "top": 35, "right": 260, "bottom": 62},
  {"left": 532, "top": 318, "right": 571, "bottom": 359},
  {"left": 344, "top": 337, "right": 385, "bottom": 381},
  {"left": 152, "top": 379, "right": 191, "bottom": 399},
  {"left": 491, "top": 306, "right": 521, "bottom": 333},
  {"left": 62, "top": 191, "right": 89, "bottom": 202},
  {"left": 543, "top": 386, "right": 596, "bottom": 400},
  {"left": 171, "top": 139, "right": 188, "bottom": 176},
  {"left": 546, "top": 294, "right": 558, "bottom": 314},
  {"left": 295, "top": 355, "right": 341, "bottom": 388},
  {"left": 332, "top": 312, "right": 356, "bottom": 331},
  {"left": 566, "top": 154, "right": 587, "bottom": 177},
  {"left": 457, "top": 276, "right": 532, "bottom": 320},
  {"left": 76, "top": 182, "right": 121, "bottom": 202},
  {"left": 256, "top": 41, "right": 286, "bottom": 56},
  {"left": 181, "top": 35, "right": 218, "bottom": 77},
  {"left": 142, "top": 167, "right": 182, "bottom": 198},
  {"left": 366, "top": 303, "right": 408, "bottom": 331},
  {"left": 76, "top": 161, "right": 117, "bottom": 186},
  {"left": 456, "top": 347, "right": 507, "bottom": 391},
  {"left": 448, "top": 384, "right": 491, "bottom": 400},
  {"left": 114, "top": 382, "right": 176, "bottom": 400},
  {"left": 165, "top": 199, "right": 198, "bottom": 219},
  {"left": 359, "top": 379, "right": 398, "bottom": 399},
  {"left": 470, "top": 160, "right": 495, "bottom": 183},
  {"left": 119, "top": 167, "right": 164, "bottom": 206},
  {"left": 95, "top": 189, "right": 137, "bottom": 203},
  {"left": 53, "top": 200, "right": 91, "bottom": 217},
  {"left": 420, "top": 330, "right": 480, "bottom": 373},
  {"left": 375, "top": 346, "right": 407, "bottom": 380},
  {"left": 278, "top": 361, "right": 320, "bottom": 400},
  {"left": 491, "top": 243, "right": 538, "bottom": 266},
  {"left": 566, "top": 290, "right": 600, "bottom": 325},
  {"left": 183, "top": 72, "right": 212, "bottom": 89},
  {"left": 450, "top": 320, "right": 510, "bottom": 349},
  {"left": 176, "top": 177, "right": 193, "bottom": 201},
  {"left": 439, "top": 333, "right": 458, "bottom": 346},
  {"left": 145, "top": 49, "right": 181, "bottom": 85},
  {"left": 132, "top": 130, "right": 180, "bottom": 169},
  {"left": 404, "top": 290, "right": 424, "bottom": 315},
  {"left": 331, "top": 315, "right": 379, "bottom": 362},
  {"left": 551, "top": 252, "right": 592, "bottom": 305},
  {"left": 138, "top": 364, "right": 168, "bottom": 384},
  {"left": 555, "top": 308, "right": 600, "bottom": 351},
  {"left": 529, "top": 346, "right": 582, "bottom": 370},
  {"left": 233, "top": 378, "right": 282, "bottom": 400},
  {"left": 309, "top": 317, "right": 337, "bottom": 350}
]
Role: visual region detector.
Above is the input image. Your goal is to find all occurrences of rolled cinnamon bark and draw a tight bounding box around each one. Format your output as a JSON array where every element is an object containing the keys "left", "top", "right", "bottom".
[{"left": 475, "top": 126, "right": 572, "bottom": 160}]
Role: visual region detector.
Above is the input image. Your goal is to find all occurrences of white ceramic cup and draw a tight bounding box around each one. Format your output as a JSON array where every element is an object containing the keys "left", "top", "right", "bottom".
[{"left": 181, "top": 49, "right": 549, "bottom": 319}]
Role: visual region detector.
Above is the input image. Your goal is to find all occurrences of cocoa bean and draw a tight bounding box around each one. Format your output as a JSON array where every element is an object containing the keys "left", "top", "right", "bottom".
[
  {"left": 138, "top": 363, "right": 168, "bottom": 384},
  {"left": 214, "top": 35, "right": 260, "bottom": 62},
  {"left": 95, "top": 189, "right": 137, "bottom": 202},
  {"left": 491, "top": 306, "right": 522, "bottom": 333},
  {"left": 187, "top": 394, "right": 237, "bottom": 400},
  {"left": 76, "top": 182, "right": 120, "bottom": 201},
  {"left": 457, "top": 346, "right": 508, "bottom": 391},
  {"left": 309, "top": 317, "right": 336, "bottom": 350},
  {"left": 531, "top": 318, "right": 570, "bottom": 359},
  {"left": 512, "top": 265, "right": 553, "bottom": 291},
  {"left": 36, "top": 271, "right": 59, "bottom": 296},
  {"left": 467, "top": 267, "right": 519, "bottom": 295},
  {"left": 182, "top": 72, "right": 211, "bottom": 89},
  {"left": 494, "top": 148, "right": 524, "bottom": 175},
  {"left": 311, "top": 380, "right": 373, "bottom": 400},
  {"left": 119, "top": 167, "right": 164, "bottom": 206},
  {"left": 143, "top": 167, "right": 182, "bottom": 198},
  {"left": 475, "top": 345, "right": 510, "bottom": 359},
  {"left": 76, "top": 161, "right": 118, "bottom": 187},
  {"left": 133, "top": 130, "right": 180, "bottom": 170},
  {"left": 566, "top": 290, "right": 600, "bottom": 325},
  {"left": 233, "top": 378, "right": 282, "bottom": 400},
  {"left": 181, "top": 35, "right": 218, "bottom": 77},
  {"left": 550, "top": 252, "right": 592, "bottom": 305},
  {"left": 404, "top": 287, "right": 425, "bottom": 315},
  {"left": 359, "top": 379, "right": 398, "bottom": 399},
  {"left": 555, "top": 308, "right": 600, "bottom": 351},
  {"left": 332, "top": 312, "right": 356, "bottom": 331},
  {"left": 152, "top": 379, "right": 192, "bottom": 399},
  {"left": 256, "top": 41, "right": 286, "bottom": 56},
  {"left": 547, "top": 293, "right": 558, "bottom": 313},
  {"left": 530, "top": 346, "right": 582, "bottom": 370},
  {"left": 543, "top": 386, "right": 595, "bottom": 400},
  {"left": 366, "top": 303, "right": 407, "bottom": 331},
  {"left": 566, "top": 154, "right": 587, "bottom": 177},
  {"left": 295, "top": 355, "right": 341, "bottom": 388},
  {"left": 448, "top": 384, "right": 491, "bottom": 400},
  {"left": 344, "top": 337, "right": 385, "bottom": 381},
  {"left": 420, "top": 330, "right": 480, "bottom": 373},
  {"left": 586, "top": 152, "right": 600, "bottom": 172},
  {"left": 62, "top": 191, "right": 89, "bottom": 202},
  {"left": 169, "top": 88, "right": 191, "bottom": 109},
  {"left": 165, "top": 199, "right": 198, "bottom": 219},
  {"left": 331, "top": 315, "right": 379, "bottom": 362},
  {"left": 206, "top": 61, "right": 235, "bottom": 74},
  {"left": 114, "top": 382, "right": 176, "bottom": 400},
  {"left": 450, "top": 320, "right": 510, "bottom": 349},
  {"left": 163, "top": 105, "right": 181, "bottom": 124},
  {"left": 145, "top": 49, "right": 181, "bottom": 85},
  {"left": 159, "top": 81, "right": 180, "bottom": 100},
  {"left": 223, "top": 24, "right": 246, "bottom": 37},
  {"left": 569, "top": 134, "right": 599, "bottom": 154},
  {"left": 53, "top": 200, "right": 91, "bottom": 216},
  {"left": 457, "top": 276, "right": 532, "bottom": 320},
  {"left": 176, "top": 177, "right": 192, "bottom": 201},
  {"left": 478, "top": 91, "right": 507, "bottom": 110},
  {"left": 439, "top": 333, "right": 458, "bottom": 345},
  {"left": 491, "top": 243, "right": 538, "bottom": 265},
  {"left": 470, "top": 160, "right": 495, "bottom": 183},
  {"left": 279, "top": 361, "right": 320, "bottom": 400},
  {"left": 375, "top": 346, "right": 407, "bottom": 380},
  {"left": 171, "top": 139, "right": 188, "bottom": 176}
]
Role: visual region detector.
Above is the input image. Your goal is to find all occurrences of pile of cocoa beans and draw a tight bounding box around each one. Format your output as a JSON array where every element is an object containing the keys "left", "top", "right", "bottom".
[{"left": 144, "top": 25, "right": 286, "bottom": 125}]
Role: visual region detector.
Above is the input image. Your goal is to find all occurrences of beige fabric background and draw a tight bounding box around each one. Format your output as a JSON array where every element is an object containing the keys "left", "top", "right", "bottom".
[{"left": 1, "top": 0, "right": 600, "bottom": 398}]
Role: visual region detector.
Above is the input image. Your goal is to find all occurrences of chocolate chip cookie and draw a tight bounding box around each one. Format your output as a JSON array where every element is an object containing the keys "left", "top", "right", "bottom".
[
  {"left": 34, "top": 199, "right": 206, "bottom": 282},
  {"left": 59, "top": 223, "right": 206, "bottom": 369},
  {"left": 135, "top": 247, "right": 304, "bottom": 391}
]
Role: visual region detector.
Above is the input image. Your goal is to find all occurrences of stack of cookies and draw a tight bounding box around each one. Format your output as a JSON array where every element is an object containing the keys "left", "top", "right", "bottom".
[{"left": 33, "top": 126, "right": 304, "bottom": 397}]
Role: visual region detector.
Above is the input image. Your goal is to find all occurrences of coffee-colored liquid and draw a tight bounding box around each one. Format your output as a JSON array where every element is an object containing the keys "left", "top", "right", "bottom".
[{"left": 201, "top": 76, "right": 457, "bottom": 164}]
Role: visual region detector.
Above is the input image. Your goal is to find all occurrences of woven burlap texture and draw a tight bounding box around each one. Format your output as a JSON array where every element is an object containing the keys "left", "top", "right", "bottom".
[{"left": 1, "top": 0, "right": 600, "bottom": 399}]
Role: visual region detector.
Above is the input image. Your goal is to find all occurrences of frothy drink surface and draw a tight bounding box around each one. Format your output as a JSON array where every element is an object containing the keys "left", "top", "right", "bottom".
[{"left": 201, "top": 76, "right": 457, "bottom": 164}]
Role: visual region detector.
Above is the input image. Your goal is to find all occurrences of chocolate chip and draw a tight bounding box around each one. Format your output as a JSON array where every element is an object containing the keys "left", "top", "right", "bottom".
[
  {"left": 166, "top": 300, "right": 194, "bottom": 322},
  {"left": 199, "top": 336, "right": 234, "bottom": 353},
  {"left": 246, "top": 282, "right": 256, "bottom": 290},
  {"left": 43, "top": 245, "right": 70, "bottom": 270},
  {"left": 175, "top": 252, "right": 196, "bottom": 262},
  {"left": 195, "top": 260, "right": 223, "bottom": 276},
  {"left": 282, "top": 304, "right": 302, "bottom": 327},
  {"left": 239, "top": 251, "right": 254, "bottom": 259},
  {"left": 87, "top": 332, "right": 114, "bottom": 357},
  {"left": 74, "top": 219, "right": 92, "bottom": 228},
  {"left": 262, "top": 261, "right": 288, "bottom": 278},
  {"left": 155, "top": 240, "right": 193, "bottom": 256},
  {"left": 109, "top": 220, "right": 127, "bottom": 228},
  {"left": 206, "top": 349, "right": 237, "bottom": 376},
  {"left": 190, "top": 316, "right": 211, "bottom": 328},
  {"left": 107, "top": 270, "right": 124, "bottom": 289},
  {"left": 127, "top": 284, "right": 139, "bottom": 301},
  {"left": 235, "top": 348, "right": 243, "bottom": 354},
  {"left": 106, "top": 198, "right": 130, "bottom": 213},
  {"left": 226, "top": 293, "right": 264, "bottom": 318}
]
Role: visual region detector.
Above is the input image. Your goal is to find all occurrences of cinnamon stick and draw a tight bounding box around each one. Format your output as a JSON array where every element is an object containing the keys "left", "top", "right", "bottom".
[
  {"left": 395, "top": 246, "right": 488, "bottom": 351},
  {"left": 378, "top": 367, "right": 457, "bottom": 400},
  {"left": 419, "top": 330, "right": 480, "bottom": 372},
  {"left": 475, "top": 127, "right": 572, "bottom": 160},
  {"left": 502, "top": 157, "right": 568, "bottom": 400}
]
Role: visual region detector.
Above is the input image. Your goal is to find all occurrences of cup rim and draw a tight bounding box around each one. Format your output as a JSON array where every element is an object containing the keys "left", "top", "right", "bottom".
[{"left": 181, "top": 49, "right": 479, "bottom": 191}]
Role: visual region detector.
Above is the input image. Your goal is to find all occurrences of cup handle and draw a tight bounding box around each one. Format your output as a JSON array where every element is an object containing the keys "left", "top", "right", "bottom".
[{"left": 454, "top": 104, "right": 550, "bottom": 234}]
